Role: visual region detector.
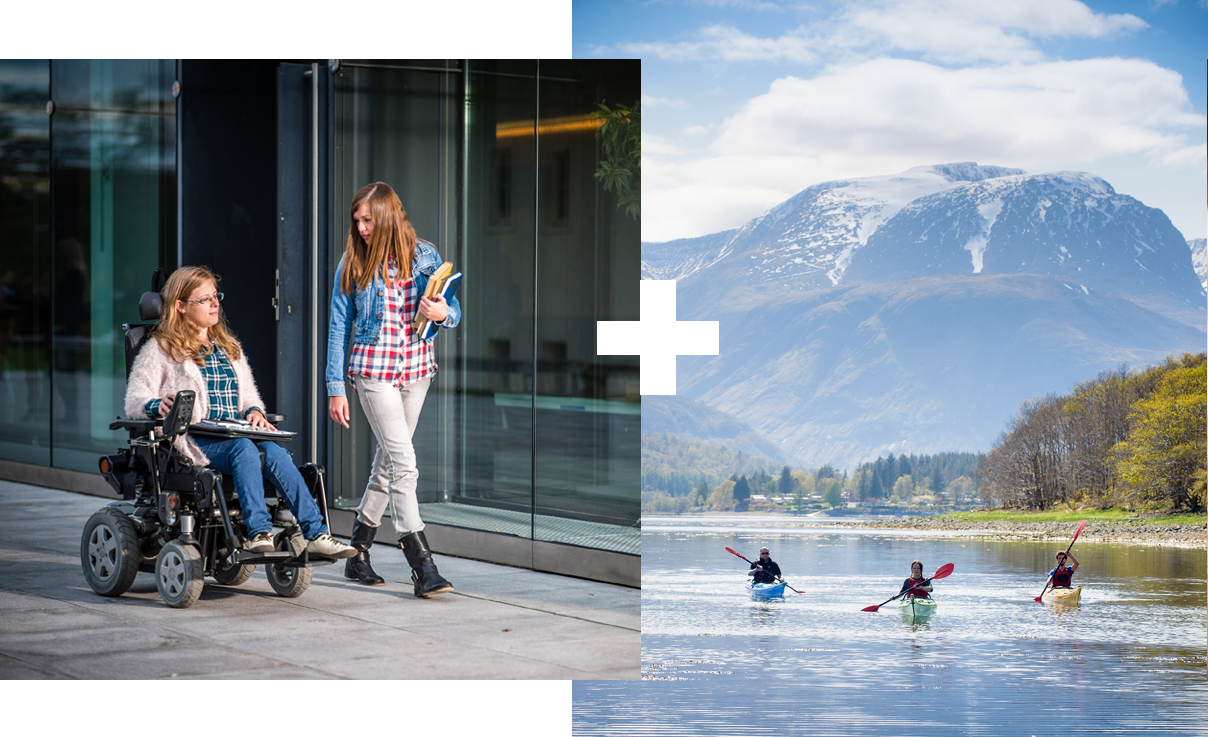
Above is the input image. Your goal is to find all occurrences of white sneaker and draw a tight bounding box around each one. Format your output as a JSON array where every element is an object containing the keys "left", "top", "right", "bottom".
[
  {"left": 244, "top": 532, "right": 274, "bottom": 553},
  {"left": 306, "top": 534, "right": 356, "bottom": 559}
]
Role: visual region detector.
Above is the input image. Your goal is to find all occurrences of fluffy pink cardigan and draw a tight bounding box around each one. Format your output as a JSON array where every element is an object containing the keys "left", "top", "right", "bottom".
[{"left": 124, "top": 337, "right": 266, "bottom": 467}]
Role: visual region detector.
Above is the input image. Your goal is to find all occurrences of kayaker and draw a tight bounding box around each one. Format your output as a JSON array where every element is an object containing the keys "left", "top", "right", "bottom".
[
  {"left": 1048, "top": 551, "right": 1079, "bottom": 588},
  {"left": 899, "top": 560, "right": 932, "bottom": 598},
  {"left": 748, "top": 547, "right": 784, "bottom": 585}
]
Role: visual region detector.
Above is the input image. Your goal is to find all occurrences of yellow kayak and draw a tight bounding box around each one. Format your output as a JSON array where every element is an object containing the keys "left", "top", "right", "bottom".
[{"left": 1043, "top": 586, "right": 1082, "bottom": 605}]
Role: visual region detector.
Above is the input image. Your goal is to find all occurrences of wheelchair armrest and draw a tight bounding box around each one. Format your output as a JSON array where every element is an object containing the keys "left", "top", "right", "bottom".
[
  {"left": 110, "top": 419, "right": 158, "bottom": 433},
  {"left": 264, "top": 414, "right": 285, "bottom": 423}
]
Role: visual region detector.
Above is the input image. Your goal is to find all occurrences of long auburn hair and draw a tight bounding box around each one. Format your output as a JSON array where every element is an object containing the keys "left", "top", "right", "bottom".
[
  {"left": 154, "top": 266, "right": 242, "bottom": 365},
  {"left": 339, "top": 182, "right": 417, "bottom": 295}
]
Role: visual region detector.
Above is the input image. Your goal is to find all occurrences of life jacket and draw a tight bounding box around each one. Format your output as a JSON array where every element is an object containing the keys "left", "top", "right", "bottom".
[
  {"left": 905, "top": 577, "right": 930, "bottom": 599},
  {"left": 752, "top": 562, "right": 778, "bottom": 584},
  {"left": 1053, "top": 567, "right": 1072, "bottom": 587}
]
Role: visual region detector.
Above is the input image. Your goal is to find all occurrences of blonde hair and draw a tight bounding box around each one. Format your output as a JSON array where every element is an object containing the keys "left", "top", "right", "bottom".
[
  {"left": 154, "top": 266, "right": 242, "bottom": 365},
  {"left": 339, "top": 182, "right": 417, "bottom": 295}
]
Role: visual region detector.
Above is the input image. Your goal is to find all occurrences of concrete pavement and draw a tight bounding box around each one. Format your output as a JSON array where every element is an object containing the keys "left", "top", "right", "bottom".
[{"left": 0, "top": 481, "right": 638, "bottom": 679}]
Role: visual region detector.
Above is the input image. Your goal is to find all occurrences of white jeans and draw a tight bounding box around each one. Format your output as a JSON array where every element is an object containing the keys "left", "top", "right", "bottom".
[{"left": 353, "top": 376, "right": 431, "bottom": 536}]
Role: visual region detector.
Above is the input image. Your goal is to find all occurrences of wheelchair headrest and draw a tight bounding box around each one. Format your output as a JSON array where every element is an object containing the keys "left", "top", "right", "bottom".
[{"left": 139, "top": 291, "right": 164, "bottom": 321}]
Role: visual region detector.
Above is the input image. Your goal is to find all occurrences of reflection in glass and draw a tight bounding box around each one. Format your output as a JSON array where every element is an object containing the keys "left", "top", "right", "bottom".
[
  {"left": 49, "top": 61, "right": 175, "bottom": 472},
  {"left": 328, "top": 60, "right": 639, "bottom": 556},
  {"left": 0, "top": 60, "right": 51, "bottom": 464},
  {"left": 532, "top": 61, "right": 640, "bottom": 545},
  {"left": 459, "top": 63, "right": 538, "bottom": 526},
  {"left": 330, "top": 61, "right": 463, "bottom": 512}
]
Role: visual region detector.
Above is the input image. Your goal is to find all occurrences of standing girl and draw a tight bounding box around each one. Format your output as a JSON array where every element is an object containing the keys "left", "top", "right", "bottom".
[{"left": 326, "top": 182, "right": 460, "bottom": 598}]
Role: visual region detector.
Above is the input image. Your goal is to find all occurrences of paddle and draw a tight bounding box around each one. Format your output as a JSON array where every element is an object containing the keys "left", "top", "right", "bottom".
[
  {"left": 725, "top": 546, "right": 802, "bottom": 594},
  {"left": 860, "top": 563, "right": 955, "bottom": 612},
  {"left": 1033, "top": 519, "right": 1087, "bottom": 603}
]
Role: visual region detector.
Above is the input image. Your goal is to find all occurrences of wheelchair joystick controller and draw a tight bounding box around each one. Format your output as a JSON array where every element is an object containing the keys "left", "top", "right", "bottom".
[{"left": 162, "top": 390, "right": 195, "bottom": 438}]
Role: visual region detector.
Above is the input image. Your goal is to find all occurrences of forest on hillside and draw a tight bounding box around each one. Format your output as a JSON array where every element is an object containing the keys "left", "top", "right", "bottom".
[
  {"left": 643, "top": 353, "right": 1206, "bottom": 515},
  {"left": 642, "top": 431, "right": 980, "bottom": 513},
  {"left": 980, "top": 352, "right": 1206, "bottom": 513}
]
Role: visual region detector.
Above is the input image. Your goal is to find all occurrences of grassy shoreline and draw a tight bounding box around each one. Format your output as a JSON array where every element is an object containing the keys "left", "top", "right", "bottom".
[
  {"left": 928, "top": 508, "right": 1207, "bottom": 527},
  {"left": 643, "top": 508, "right": 1207, "bottom": 547},
  {"left": 825, "top": 509, "right": 1205, "bottom": 548}
]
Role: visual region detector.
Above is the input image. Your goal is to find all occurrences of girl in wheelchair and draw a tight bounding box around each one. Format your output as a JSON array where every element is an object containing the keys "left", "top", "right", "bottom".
[{"left": 125, "top": 265, "right": 355, "bottom": 560}]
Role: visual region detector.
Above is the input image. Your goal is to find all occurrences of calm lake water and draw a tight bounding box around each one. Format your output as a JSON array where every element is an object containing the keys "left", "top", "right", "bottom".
[{"left": 575, "top": 515, "right": 1208, "bottom": 736}]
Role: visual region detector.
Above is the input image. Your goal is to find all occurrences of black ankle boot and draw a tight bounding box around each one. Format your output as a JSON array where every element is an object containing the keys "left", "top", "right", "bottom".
[
  {"left": 398, "top": 530, "right": 453, "bottom": 598},
  {"left": 344, "top": 520, "right": 385, "bottom": 586}
]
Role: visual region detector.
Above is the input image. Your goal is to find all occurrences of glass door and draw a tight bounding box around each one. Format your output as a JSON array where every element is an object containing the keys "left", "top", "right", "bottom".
[{"left": 327, "top": 60, "right": 639, "bottom": 559}]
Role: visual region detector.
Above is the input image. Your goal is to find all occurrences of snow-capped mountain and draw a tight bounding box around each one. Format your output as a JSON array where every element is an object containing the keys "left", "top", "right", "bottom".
[
  {"left": 1190, "top": 238, "right": 1207, "bottom": 289},
  {"left": 643, "top": 163, "right": 1024, "bottom": 288},
  {"left": 642, "top": 228, "right": 736, "bottom": 281},
  {"left": 644, "top": 163, "right": 1208, "bottom": 470},
  {"left": 843, "top": 171, "right": 1205, "bottom": 324}
]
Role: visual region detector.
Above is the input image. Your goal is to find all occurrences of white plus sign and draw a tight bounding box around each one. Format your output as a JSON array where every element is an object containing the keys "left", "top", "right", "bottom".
[{"left": 597, "top": 280, "right": 719, "bottom": 395}]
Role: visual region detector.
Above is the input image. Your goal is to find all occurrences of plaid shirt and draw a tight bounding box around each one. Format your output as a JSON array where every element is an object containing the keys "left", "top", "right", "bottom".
[
  {"left": 145, "top": 342, "right": 261, "bottom": 420},
  {"left": 347, "top": 267, "right": 436, "bottom": 389}
]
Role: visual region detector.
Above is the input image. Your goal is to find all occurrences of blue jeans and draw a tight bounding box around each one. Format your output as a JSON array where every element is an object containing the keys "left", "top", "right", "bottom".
[{"left": 193, "top": 436, "right": 327, "bottom": 539}]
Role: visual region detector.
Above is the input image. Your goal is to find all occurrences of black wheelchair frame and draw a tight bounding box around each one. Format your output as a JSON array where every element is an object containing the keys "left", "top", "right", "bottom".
[{"left": 79, "top": 276, "right": 339, "bottom": 608}]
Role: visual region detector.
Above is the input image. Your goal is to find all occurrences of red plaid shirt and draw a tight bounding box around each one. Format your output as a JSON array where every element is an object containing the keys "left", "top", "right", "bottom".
[{"left": 347, "top": 266, "right": 436, "bottom": 389}]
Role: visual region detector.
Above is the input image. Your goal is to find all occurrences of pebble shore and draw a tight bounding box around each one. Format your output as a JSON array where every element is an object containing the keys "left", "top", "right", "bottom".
[{"left": 822, "top": 517, "right": 1206, "bottom": 548}]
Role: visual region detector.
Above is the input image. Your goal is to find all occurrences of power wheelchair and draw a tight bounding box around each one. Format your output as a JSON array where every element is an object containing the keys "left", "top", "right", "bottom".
[{"left": 79, "top": 278, "right": 340, "bottom": 609}]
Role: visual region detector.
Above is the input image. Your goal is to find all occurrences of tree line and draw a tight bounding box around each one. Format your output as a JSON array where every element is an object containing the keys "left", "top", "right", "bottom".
[
  {"left": 847, "top": 452, "right": 980, "bottom": 504},
  {"left": 642, "top": 434, "right": 981, "bottom": 513},
  {"left": 978, "top": 352, "right": 1206, "bottom": 512}
]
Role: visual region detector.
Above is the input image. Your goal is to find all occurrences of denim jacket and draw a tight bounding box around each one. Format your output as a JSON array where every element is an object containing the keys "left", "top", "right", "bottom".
[{"left": 326, "top": 238, "right": 461, "bottom": 397}]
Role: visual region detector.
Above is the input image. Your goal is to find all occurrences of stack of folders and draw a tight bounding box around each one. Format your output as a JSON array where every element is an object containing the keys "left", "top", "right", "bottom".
[{"left": 412, "top": 261, "right": 463, "bottom": 342}]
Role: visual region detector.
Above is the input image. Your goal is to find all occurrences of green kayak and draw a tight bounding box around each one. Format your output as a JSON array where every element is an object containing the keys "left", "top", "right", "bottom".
[{"left": 898, "top": 595, "right": 938, "bottom": 618}]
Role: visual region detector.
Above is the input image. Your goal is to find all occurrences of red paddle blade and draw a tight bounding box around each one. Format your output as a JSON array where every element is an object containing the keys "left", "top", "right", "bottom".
[
  {"left": 1071, "top": 519, "right": 1087, "bottom": 543},
  {"left": 861, "top": 604, "right": 880, "bottom": 612},
  {"left": 931, "top": 563, "right": 955, "bottom": 580},
  {"left": 1033, "top": 595, "right": 1043, "bottom": 603},
  {"left": 726, "top": 547, "right": 754, "bottom": 565}
]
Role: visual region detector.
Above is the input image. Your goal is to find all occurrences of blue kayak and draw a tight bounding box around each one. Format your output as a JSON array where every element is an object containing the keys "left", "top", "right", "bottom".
[{"left": 747, "top": 580, "right": 786, "bottom": 598}]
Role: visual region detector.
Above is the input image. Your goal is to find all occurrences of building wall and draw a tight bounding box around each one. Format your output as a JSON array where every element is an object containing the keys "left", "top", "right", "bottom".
[{"left": 0, "top": 59, "right": 640, "bottom": 584}]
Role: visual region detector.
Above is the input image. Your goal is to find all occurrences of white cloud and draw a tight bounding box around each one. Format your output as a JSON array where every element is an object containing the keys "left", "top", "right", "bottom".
[
  {"left": 713, "top": 58, "right": 1202, "bottom": 162},
  {"left": 687, "top": 0, "right": 785, "bottom": 9},
  {"left": 840, "top": 0, "right": 1147, "bottom": 63},
  {"left": 643, "top": 132, "right": 692, "bottom": 158},
  {"left": 643, "top": 56, "right": 1206, "bottom": 241},
  {"left": 619, "top": 23, "right": 819, "bottom": 62},
  {"left": 683, "top": 124, "right": 711, "bottom": 135},
  {"left": 624, "top": 0, "right": 1147, "bottom": 65},
  {"left": 642, "top": 94, "right": 690, "bottom": 108}
]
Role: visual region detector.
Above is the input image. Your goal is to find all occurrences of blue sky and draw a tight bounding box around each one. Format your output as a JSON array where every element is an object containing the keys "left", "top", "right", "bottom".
[{"left": 574, "top": 0, "right": 1208, "bottom": 243}]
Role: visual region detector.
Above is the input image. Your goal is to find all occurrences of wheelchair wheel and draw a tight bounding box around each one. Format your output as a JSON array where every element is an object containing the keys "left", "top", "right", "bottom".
[
  {"left": 80, "top": 508, "right": 141, "bottom": 597},
  {"left": 155, "top": 541, "right": 204, "bottom": 608},
  {"left": 266, "top": 562, "right": 312, "bottom": 598},
  {"left": 212, "top": 558, "right": 255, "bottom": 586}
]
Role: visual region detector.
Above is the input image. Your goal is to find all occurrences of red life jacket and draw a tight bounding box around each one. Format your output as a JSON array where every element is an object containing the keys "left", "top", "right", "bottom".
[
  {"left": 905, "top": 577, "right": 930, "bottom": 599},
  {"left": 1053, "top": 567, "right": 1073, "bottom": 587}
]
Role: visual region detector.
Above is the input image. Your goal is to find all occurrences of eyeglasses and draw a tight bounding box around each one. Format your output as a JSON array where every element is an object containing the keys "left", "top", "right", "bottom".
[
  {"left": 185, "top": 292, "right": 224, "bottom": 307},
  {"left": 759, "top": 551, "right": 770, "bottom": 556}
]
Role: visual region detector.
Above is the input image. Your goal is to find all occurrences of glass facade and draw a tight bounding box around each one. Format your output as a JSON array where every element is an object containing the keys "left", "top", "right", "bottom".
[
  {"left": 330, "top": 60, "right": 640, "bottom": 554},
  {"left": 0, "top": 60, "right": 175, "bottom": 471},
  {"left": 0, "top": 61, "right": 51, "bottom": 464},
  {"left": 0, "top": 58, "right": 637, "bottom": 573}
]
